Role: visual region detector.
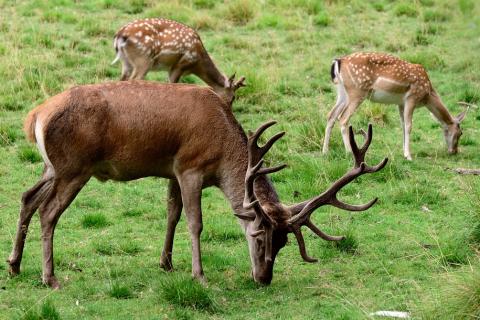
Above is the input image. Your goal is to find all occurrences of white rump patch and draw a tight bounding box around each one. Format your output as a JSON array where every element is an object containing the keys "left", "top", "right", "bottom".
[{"left": 35, "top": 119, "right": 55, "bottom": 177}]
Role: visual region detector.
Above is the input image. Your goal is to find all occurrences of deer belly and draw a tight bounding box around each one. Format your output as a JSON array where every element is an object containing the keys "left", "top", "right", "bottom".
[{"left": 370, "top": 90, "right": 405, "bottom": 105}]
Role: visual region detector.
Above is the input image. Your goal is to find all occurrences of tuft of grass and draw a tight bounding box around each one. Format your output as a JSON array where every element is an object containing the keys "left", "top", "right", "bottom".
[
  {"left": 456, "top": 84, "right": 480, "bottom": 104},
  {"left": 0, "top": 125, "right": 18, "bottom": 146},
  {"left": 224, "top": 0, "right": 257, "bottom": 25},
  {"left": 159, "top": 275, "right": 217, "bottom": 312},
  {"left": 414, "top": 29, "right": 431, "bottom": 46},
  {"left": 123, "top": 0, "right": 147, "bottom": 14},
  {"left": 458, "top": 0, "right": 475, "bottom": 15},
  {"left": 438, "top": 238, "right": 471, "bottom": 267},
  {"left": 333, "top": 232, "right": 358, "bottom": 254},
  {"left": 401, "top": 52, "right": 445, "bottom": 70},
  {"left": 394, "top": 2, "right": 417, "bottom": 17},
  {"left": 109, "top": 282, "right": 133, "bottom": 299},
  {"left": 371, "top": 1, "right": 385, "bottom": 12},
  {"left": 94, "top": 242, "right": 116, "bottom": 256},
  {"left": 420, "top": 267, "right": 480, "bottom": 319},
  {"left": 23, "top": 300, "right": 61, "bottom": 320},
  {"left": 423, "top": 9, "right": 450, "bottom": 22},
  {"left": 122, "top": 209, "right": 145, "bottom": 217},
  {"left": 81, "top": 213, "right": 109, "bottom": 228},
  {"left": 470, "top": 223, "right": 480, "bottom": 245},
  {"left": 313, "top": 12, "right": 332, "bottom": 27},
  {"left": 18, "top": 145, "right": 42, "bottom": 163}
]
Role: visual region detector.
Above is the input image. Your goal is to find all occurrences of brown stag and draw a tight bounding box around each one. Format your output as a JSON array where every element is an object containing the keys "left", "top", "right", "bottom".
[{"left": 8, "top": 81, "right": 387, "bottom": 288}]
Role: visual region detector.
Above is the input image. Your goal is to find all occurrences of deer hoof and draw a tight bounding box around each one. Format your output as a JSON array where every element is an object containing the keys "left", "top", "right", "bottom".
[
  {"left": 193, "top": 274, "right": 208, "bottom": 286},
  {"left": 43, "top": 276, "right": 61, "bottom": 290},
  {"left": 159, "top": 256, "right": 174, "bottom": 271},
  {"left": 7, "top": 259, "right": 20, "bottom": 276}
]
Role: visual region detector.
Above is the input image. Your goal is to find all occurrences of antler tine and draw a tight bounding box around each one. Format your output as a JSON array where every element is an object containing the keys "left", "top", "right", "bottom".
[
  {"left": 291, "top": 226, "right": 318, "bottom": 262},
  {"left": 234, "top": 76, "right": 246, "bottom": 90},
  {"left": 330, "top": 197, "right": 378, "bottom": 211},
  {"left": 243, "top": 121, "right": 286, "bottom": 228},
  {"left": 304, "top": 219, "right": 345, "bottom": 242},
  {"left": 349, "top": 124, "right": 373, "bottom": 167},
  {"left": 248, "top": 121, "right": 279, "bottom": 154}
]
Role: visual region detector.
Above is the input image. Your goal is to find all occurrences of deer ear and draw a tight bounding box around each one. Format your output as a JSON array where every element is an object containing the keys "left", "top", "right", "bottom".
[
  {"left": 228, "top": 73, "right": 236, "bottom": 85},
  {"left": 234, "top": 76, "right": 246, "bottom": 90},
  {"left": 456, "top": 109, "right": 467, "bottom": 123}
]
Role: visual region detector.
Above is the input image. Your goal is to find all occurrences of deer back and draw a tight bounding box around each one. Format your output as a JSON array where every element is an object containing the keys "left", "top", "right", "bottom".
[{"left": 25, "top": 82, "right": 244, "bottom": 181}]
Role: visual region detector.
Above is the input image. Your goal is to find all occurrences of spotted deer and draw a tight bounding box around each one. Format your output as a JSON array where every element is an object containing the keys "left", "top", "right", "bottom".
[
  {"left": 111, "top": 18, "right": 245, "bottom": 104},
  {"left": 323, "top": 52, "right": 468, "bottom": 160},
  {"left": 7, "top": 80, "right": 386, "bottom": 288}
]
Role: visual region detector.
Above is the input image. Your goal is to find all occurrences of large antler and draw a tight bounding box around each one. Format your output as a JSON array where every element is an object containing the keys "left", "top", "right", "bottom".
[
  {"left": 288, "top": 124, "right": 387, "bottom": 262},
  {"left": 237, "top": 121, "right": 286, "bottom": 262}
]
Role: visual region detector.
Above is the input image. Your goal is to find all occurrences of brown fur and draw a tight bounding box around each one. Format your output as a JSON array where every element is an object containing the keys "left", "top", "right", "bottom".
[{"left": 10, "top": 81, "right": 384, "bottom": 288}]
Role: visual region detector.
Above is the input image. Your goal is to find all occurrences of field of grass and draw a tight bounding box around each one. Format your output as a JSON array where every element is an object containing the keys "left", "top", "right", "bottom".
[{"left": 1, "top": 0, "right": 480, "bottom": 319}]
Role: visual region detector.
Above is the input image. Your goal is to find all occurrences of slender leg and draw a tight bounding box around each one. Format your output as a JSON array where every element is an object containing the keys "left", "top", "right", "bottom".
[
  {"left": 38, "top": 175, "right": 90, "bottom": 289},
  {"left": 323, "top": 84, "right": 348, "bottom": 154},
  {"left": 338, "top": 95, "right": 365, "bottom": 153},
  {"left": 168, "top": 57, "right": 195, "bottom": 83},
  {"left": 160, "top": 179, "right": 183, "bottom": 271},
  {"left": 120, "top": 59, "right": 133, "bottom": 81},
  {"left": 129, "top": 64, "right": 150, "bottom": 80},
  {"left": 398, "top": 104, "right": 406, "bottom": 157},
  {"left": 403, "top": 99, "right": 415, "bottom": 161},
  {"left": 168, "top": 67, "right": 184, "bottom": 83},
  {"left": 176, "top": 171, "right": 205, "bottom": 282},
  {"left": 8, "top": 169, "right": 54, "bottom": 275}
]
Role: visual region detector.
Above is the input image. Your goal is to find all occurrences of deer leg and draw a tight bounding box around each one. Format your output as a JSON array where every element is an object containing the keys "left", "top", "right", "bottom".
[
  {"left": 176, "top": 171, "right": 205, "bottom": 283},
  {"left": 120, "top": 59, "right": 133, "bottom": 81},
  {"left": 168, "top": 67, "right": 184, "bottom": 83},
  {"left": 398, "top": 104, "right": 406, "bottom": 157},
  {"left": 168, "top": 57, "right": 195, "bottom": 83},
  {"left": 8, "top": 169, "right": 54, "bottom": 275},
  {"left": 323, "top": 84, "right": 348, "bottom": 154},
  {"left": 339, "top": 96, "right": 365, "bottom": 153},
  {"left": 403, "top": 99, "right": 415, "bottom": 160},
  {"left": 129, "top": 64, "right": 150, "bottom": 80},
  {"left": 38, "top": 174, "right": 90, "bottom": 289},
  {"left": 160, "top": 179, "right": 183, "bottom": 271}
]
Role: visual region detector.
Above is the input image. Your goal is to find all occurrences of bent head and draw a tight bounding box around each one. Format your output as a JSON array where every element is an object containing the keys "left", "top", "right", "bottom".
[
  {"left": 237, "top": 122, "right": 387, "bottom": 285},
  {"left": 241, "top": 203, "right": 289, "bottom": 284},
  {"left": 444, "top": 108, "right": 468, "bottom": 154}
]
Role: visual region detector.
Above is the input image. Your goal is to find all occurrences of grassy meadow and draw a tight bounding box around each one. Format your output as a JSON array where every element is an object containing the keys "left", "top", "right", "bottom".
[{"left": 1, "top": 0, "right": 480, "bottom": 319}]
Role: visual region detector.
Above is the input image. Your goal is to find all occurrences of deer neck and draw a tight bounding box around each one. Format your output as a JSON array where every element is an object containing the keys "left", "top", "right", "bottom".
[
  {"left": 196, "top": 51, "right": 228, "bottom": 91},
  {"left": 426, "top": 91, "right": 455, "bottom": 127}
]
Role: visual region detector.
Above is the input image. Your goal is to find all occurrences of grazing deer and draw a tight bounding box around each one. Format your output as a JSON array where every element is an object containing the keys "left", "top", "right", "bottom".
[
  {"left": 111, "top": 18, "right": 245, "bottom": 104},
  {"left": 7, "top": 81, "right": 386, "bottom": 288},
  {"left": 323, "top": 52, "right": 468, "bottom": 160}
]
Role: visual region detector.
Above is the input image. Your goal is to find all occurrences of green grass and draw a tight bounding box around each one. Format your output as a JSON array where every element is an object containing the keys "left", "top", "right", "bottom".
[
  {"left": 159, "top": 275, "right": 217, "bottom": 312},
  {"left": 1, "top": 0, "right": 480, "bottom": 319},
  {"left": 81, "top": 213, "right": 109, "bottom": 228}
]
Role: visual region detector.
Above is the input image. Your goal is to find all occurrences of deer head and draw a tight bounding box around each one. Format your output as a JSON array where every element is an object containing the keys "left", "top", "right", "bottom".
[
  {"left": 444, "top": 102, "right": 472, "bottom": 154},
  {"left": 236, "top": 122, "right": 388, "bottom": 284},
  {"left": 213, "top": 73, "right": 246, "bottom": 106}
]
